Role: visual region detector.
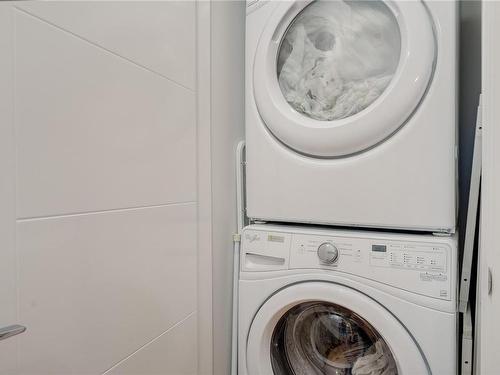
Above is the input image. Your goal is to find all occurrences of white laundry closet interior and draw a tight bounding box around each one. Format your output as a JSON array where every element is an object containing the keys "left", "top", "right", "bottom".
[{"left": 0, "top": 0, "right": 496, "bottom": 374}]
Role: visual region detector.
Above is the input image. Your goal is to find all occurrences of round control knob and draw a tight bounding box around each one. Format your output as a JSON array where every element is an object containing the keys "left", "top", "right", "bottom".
[{"left": 317, "top": 243, "right": 339, "bottom": 264}]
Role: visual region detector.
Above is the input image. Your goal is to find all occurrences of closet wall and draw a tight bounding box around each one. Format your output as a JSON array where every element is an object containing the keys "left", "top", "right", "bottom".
[
  {"left": 459, "top": 0, "right": 482, "bottom": 244},
  {"left": 210, "top": 2, "right": 246, "bottom": 375}
]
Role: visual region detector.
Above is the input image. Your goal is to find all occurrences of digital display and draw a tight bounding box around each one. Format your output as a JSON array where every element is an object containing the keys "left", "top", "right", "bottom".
[{"left": 372, "top": 244, "right": 387, "bottom": 252}]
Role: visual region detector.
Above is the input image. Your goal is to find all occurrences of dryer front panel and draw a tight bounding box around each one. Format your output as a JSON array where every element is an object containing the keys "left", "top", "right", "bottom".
[{"left": 253, "top": 0, "right": 436, "bottom": 157}]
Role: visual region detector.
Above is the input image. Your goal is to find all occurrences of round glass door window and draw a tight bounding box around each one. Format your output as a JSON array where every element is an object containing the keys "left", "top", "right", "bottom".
[
  {"left": 270, "top": 301, "right": 398, "bottom": 375},
  {"left": 277, "top": 0, "right": 401, "bottom": 121}
]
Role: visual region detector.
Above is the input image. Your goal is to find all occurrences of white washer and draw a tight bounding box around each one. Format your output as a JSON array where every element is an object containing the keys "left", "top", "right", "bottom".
[
  {"left": 238, "top": 225, "right": 458, "bottom": 375},
  {"left": 245, "top": 0, "right": 458, "bottom": 233}
]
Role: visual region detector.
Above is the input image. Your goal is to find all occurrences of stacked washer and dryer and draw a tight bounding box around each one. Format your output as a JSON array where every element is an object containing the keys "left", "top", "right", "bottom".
[{"left": 239, "top": 1, "right": 458, "bottom": 375}]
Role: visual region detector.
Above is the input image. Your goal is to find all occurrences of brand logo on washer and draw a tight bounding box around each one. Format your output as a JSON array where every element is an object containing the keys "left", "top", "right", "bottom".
[{"left": 245, "top": 233, "right": 261, "bottom": 243}]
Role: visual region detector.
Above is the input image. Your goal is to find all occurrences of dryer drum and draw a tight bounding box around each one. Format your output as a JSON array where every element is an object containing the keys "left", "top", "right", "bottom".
[
  {"left": 270, "top": 301, "right": 398, "bottom": 375},
  {"left": 277, "top": 0, "right": 401, "bottom": 122}
]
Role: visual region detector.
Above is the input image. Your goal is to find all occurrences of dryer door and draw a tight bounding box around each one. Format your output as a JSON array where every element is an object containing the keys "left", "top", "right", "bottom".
[
  {"left": 253, "top": 0, "right": 435, "bottom": 157},
  {"left": 246, "top": 282, "right": 429, "bottom": 375}
]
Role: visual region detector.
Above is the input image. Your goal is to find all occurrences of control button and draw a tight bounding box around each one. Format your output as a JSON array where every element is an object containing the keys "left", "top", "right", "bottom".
[
  {"left": 420, "top": 273, "right": 433, "bottom": 282},
  {"left": 433, "top": 274, "right": 448, "bottom": 282},
  {"left": 317, "top": 243, "right": 339, "bottom": 264}
]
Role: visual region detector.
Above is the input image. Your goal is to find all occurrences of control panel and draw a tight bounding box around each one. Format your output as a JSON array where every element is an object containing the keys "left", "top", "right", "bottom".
[
  {"left": 241, "top": 227, "right": 456, "bottom": 301},
  {"left": 370, "top": 243, "right": 447, "bottom": 272}
]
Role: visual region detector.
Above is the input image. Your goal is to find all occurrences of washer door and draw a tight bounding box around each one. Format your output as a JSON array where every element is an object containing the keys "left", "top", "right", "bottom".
[
  {"left": 253, "top": 0, "right": 435, "bottom": 157},
  {"left": 246, "top": 282, "right": 429, "bottom": 375}
]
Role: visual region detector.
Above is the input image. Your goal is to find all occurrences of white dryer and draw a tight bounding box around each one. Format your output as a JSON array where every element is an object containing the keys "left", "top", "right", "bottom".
[
  {"left": 238, "top": 224, "right": 458, "bottom": 375},
  {"left": 245, "top": 0, "right": 458, "bottom": 233}
]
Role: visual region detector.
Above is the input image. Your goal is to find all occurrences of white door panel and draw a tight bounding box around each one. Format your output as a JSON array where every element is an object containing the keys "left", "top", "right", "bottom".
[
  {"left": 478, "top": 2, "right": 500, "bottom": 373},
  {"left": 15, "top": 9, "right": 196, "bottom": 219},
  {"left": 16, "top": 1, "right": 196, "bottom": 90},
  {"left": 0, "top": 2, "right": 199, "bottom": 374},
  {"left": 17, "top": 204, "right": 196, "bottom": 374},
  {"left": 0, "top": 5, "right": 18, "bottom": 375},
  {"left": 105, "top": 313, "right": 198, "bottom": 375}
]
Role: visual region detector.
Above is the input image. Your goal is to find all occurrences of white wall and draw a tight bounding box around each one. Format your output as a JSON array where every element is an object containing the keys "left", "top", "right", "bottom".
[
  {"left": 196, "top": 1, "right": 214, "bottom": 373},
  {"left": 209, "top": 2, "right": 246, "bottom": 375},
  {"left": 0, "top": 2, "right": 205, "bottom": 374}
]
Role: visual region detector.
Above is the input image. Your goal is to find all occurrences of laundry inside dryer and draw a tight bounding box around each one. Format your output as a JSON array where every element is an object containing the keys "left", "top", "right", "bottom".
[{"left": 277, "top": 0, "right": 401, "bottom": 121}]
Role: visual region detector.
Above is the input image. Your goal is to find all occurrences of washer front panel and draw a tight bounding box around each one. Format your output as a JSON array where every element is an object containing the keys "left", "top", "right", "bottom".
[
  {"left": 270, "top": 301, "right": 398, "bottom": 374},
  {"left": 253, "top": 0, "right": 436, "bottom": 157},
  {"left": 246, "top": 282, "right": 429, "bottom": 375}
]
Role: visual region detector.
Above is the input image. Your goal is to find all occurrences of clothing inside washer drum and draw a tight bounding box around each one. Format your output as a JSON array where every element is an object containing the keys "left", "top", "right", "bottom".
[
  {"left": 277, "top": 0, "right": 401, "bottom": 122},
  {"left": 270, "top": 302, "right": 398, "bottom": 375}
]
